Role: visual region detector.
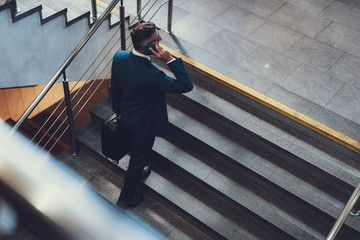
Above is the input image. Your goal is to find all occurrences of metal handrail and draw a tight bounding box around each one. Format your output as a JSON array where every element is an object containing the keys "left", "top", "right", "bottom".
[
  {"left": 21, "top": 0, "right": 169, "bottom": 155},
  {"left": 0, "top": 123, "right": 163, "bottom": 240},
  {"left": 11, "top": 0, "right": 175, "bottom": 154},
  {"left": 326, "top": 184, "right": 360, "bottom": 239},
  {"left": 10, "top": 0, "right": 120, "bottom": 135},
  {"left": 30, "top": 19, "right": 125, "bottom": 153}
]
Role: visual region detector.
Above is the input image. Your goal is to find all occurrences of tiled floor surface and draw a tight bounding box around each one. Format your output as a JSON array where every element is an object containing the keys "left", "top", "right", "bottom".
[{"left": 126, "top": 0, "right": 360, "bottom": 141}]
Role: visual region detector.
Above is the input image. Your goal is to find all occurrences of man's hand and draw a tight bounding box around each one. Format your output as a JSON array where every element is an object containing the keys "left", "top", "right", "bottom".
[{"left": 149, "top": 44, "right": 175, "bottom": 62}]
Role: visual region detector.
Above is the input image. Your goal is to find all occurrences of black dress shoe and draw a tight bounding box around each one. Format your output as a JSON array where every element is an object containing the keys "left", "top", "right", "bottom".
[
  {"left": 116, "top": 193, "right": 143, "bottom": 208},
  {"left": 140, "top": 166, "right": 151, "bottom": 181}
]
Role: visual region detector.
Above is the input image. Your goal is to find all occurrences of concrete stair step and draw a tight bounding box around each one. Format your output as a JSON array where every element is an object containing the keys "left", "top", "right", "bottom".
[
  {"left": 156, "top": 62, "right": 360, "bottom": 203},
  {"left": 75, "top": 118, "right": 293, "bottom": 240},
  {"left": 153, "top": 135, "right": 327, "bottom": 240},
  {"left": 15, "top": 0, "right": 87, "bottom": 20},
  {"left": 156, "top": 62, "right": 360, "bottom": 192},
  {"left": 166, "top": 87, "right": 360, "bottom": 235},
  {"left": 93, "top": 78, "right": 360, "bottom": 237},
  {"left": 166, "top": 104, "right": 360, "bottom": 239},
  {"left": 99, "top": 43, "right": 360, "bottom": 234},
  {"left": 56, "top": 145, "right": 215, "bottom": 240},
  {"left": 14, "top": 0, "right": 117, "bottom": 24},
  {"left": 86, "top": 98, "right": 358, "bottom": 239}
]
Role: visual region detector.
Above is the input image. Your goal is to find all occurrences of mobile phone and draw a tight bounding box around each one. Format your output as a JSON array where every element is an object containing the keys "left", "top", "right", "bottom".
[{"left": 143, "top": 45, "right": 156, "bottom": 55}]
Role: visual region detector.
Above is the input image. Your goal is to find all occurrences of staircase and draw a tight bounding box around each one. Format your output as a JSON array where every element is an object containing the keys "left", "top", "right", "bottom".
[
  {"left": 3, "top": 1, "right": 360, "bottom": 239},
  {"left": 59, "top": 57, "right": 360, "bottom": 239},
  {"left": 0, "top": 0, "right": 119, "bottom": 88}
]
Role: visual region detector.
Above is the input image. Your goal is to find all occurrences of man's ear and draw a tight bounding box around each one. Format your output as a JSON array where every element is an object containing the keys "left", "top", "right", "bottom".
[{"left": 135, "top": 47, "right": 144, "bottom": 54}]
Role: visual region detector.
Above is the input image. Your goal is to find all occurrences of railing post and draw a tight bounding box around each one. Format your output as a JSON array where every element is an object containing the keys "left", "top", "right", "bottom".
[
  {"left": 91, "top": 0, "right": 98, "bottom": 20},
  {"left": 120, "top": 0, "right": 126, "bottom": 50},
  {"left": 167, "top": 0, "right": 173, "bottom": 33},
  {"left": 137, "top": 0, "right": 141, "bottom": 19},
  {"left": 62, "top": 71, "right": 77, "bottom": 156},
  {"left": 326, "top": 184, "right": 360, "bottom": 240}
]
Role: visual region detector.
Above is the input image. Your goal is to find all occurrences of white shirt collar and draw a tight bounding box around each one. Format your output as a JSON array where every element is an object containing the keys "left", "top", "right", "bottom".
[{"left": 132, "top": 49, "right": 150, "bottom": 61}]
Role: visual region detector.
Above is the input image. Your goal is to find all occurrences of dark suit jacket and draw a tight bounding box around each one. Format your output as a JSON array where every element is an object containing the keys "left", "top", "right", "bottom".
[{"left": 111, "top": 50, "right": 193, "bottom": 137}]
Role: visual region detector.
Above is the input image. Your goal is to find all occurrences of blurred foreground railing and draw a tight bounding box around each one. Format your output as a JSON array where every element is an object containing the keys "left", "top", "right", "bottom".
[{"left": 0, "top": 122, "right": 163, "bottom": 240}]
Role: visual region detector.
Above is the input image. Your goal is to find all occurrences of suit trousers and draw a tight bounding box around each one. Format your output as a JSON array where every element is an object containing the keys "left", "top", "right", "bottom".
[{"left": 119, "top": 133, "right": 155, "bottom": 201}]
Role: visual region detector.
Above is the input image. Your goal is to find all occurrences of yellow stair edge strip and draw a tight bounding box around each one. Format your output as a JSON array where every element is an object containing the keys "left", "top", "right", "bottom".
[{"left": 162, "top": 45, "right": 360, "bottom": 154}]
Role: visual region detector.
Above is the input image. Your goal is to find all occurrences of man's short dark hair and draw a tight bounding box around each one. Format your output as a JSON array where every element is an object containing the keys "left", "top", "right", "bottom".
[{"left": 131, "top": 22, "right": 157, "bottom": 50}]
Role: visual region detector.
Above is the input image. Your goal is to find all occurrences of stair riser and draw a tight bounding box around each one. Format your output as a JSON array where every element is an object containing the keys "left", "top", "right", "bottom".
[
  {"left": 76, "top": 131, "right": 231, "bottom": 240},
  {"left": 180, "top": 64, "right": 360, "bottom": 163},
  {"left": 167, "top": 92, "right": 353, "bottom": 198},
  {"left": 87, "top": 100, "right": 329, "bottom": 239},
  {"left": 88, "top": 94, "right": 360, "bottom": 239},
  {"left": 164, "top": 94, "right": 360, "bottom": 238},
  {"left": 84, "top": 100, "right": 298, "bottom": 239},
  {"left": 150, "top": 144, "right": 295, "bottom": 239}
]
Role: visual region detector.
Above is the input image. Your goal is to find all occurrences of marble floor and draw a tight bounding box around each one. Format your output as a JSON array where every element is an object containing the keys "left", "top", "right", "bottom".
[{"left": 122, "top": 0, "right": 360, "bottom": 142}]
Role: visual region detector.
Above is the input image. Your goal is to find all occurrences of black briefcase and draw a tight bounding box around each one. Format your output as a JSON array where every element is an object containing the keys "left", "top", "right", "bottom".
[{"left": 101, "top": 113, "right": 132, "bottom": 164}]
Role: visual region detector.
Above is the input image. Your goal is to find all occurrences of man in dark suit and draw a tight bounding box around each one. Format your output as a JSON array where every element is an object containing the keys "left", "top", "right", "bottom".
[{"left": 111, "top": 22, "right": 193, "bottom": 207}]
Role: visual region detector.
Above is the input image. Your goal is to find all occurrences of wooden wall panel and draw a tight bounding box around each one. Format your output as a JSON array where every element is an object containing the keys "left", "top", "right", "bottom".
[
  {"left": 18, "top": 86, "right": 40, "bottom": 118},
  {"left": 3, "top": 88, "right": 24, "bottom": 121},
  {"left": 0, "top": 90, "right": 10, "bottom": 120},
  {"left": 1, "top": 80, "right": 110, "bottom": 129},
  {"left": 34, "top": 83, "right": 59, "bottom": 115}
]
